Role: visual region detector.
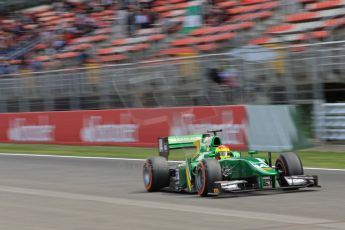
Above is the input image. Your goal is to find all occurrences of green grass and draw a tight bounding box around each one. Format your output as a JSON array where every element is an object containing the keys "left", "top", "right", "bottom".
[{"left": 0, "top": 143, "right": 344, "bottom": 169}]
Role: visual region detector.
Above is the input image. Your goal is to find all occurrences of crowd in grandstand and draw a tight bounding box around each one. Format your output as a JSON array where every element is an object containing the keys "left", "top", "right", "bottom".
[{"left": 1, "top": 0, "right": 345, "bottom": 75}]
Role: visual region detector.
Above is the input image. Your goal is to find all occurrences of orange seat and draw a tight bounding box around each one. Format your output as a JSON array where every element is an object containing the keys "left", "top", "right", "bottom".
[
  {"left": 97, "top": 47, "right": 116, "bottom": 55},
  {"left": 55, "top": 52, "right": 79, "bottom": 59},
  {"left": 308, "top": 0, "right": 343, "bottom": 11},
  {"left": 169, "top": 0, "right": 186, "bottom": 4},
  {"left": 171, "top": 37, "right": 202, "bottom": 46},
  {"left": 324, "top": 18, "right": 345, "bottom": 27},
  {"left": 267, "top": 24, "right": 294, "bottom": 33},
  {"left": 34, "top": 44, "right": 48, "bottom": 50},
  {"left": 196, "top": 43, "right": 218, "bottom": 52},
  {"left": 128, "top": 43, "right": 150, "bottom": 52},
  {"left": 111, "top": 38, "right": 127, "bottom": 46},
  {"left": 284, "top": 12, "right": 318, "bottom": 23},
  {"left": 289, "top": 45, "right": 306, "bottom": 52},
  {"left": 210, "top": 32, "right": 236, "bottom": 42},
  {"left": 161, "top": 47, "right": 197, "bottom": 55},
  {"left": 153, "top": 6, "right": 170, "bottom": 13},
  {"left": 242, "top": 0, "right": 272, "bottom": 5},
  {"left": 230, "top": 11, "right": 272, "bottom": 21},
  {"left": 9, "top": 59, "right": 23, "bottom": 65},
  {"left": 161, "top": 9, "right": 186, "bottom": 18},
  {"left": 218, "top": 1, "right": 237, "bottom": 8},
  {"left": 249, "top": 37, "right": 272, "bottom": 45},
  {"left": 68, "top": 43, "right": 92, "bottom": 51},
  {"left": 228, "top": 2, "right": 278, "bottom": 14},
  {"left": 35, "top": 55, "right": 51, "bottom": 62},
  {"left": 148, "top": 34, "right": 167, "bottom": 42},
  {"left": 38, "top": 15, "right": 60, "bottom": 22},
  {"left": 72, "top": 35, "right": 109, "bottom": 44},
  {"left": 191, "top": 27, "right": 219, "bottom": 36},
  {"left": 310, "top": 30, "right": 329, "bottom": 39},
  {"left": 169, "top": 2, "right": 188, "bottom": 11},
  {"left": 36, "top": 11, "right": 56, "bottom": 18},
  {"left": 217, "top": 22, "right": 254, "bottom": 32}
]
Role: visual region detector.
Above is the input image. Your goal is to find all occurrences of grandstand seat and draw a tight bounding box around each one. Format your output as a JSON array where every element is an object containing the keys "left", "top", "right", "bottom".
[
  {"left": 34, "top": 44, "right": 48, "bottom": 51},
  {"left": 128, "top": 43, "right": 150, "bottom": 52},
  {"left": 55, "top": 52, "right": 80, "bottom": 59},
  {"left": 111, "top": 38, "right": 128, "bottom": 46},
  {"left": 67, "top": 43, "right": 93, "bottom": 51},
  {"left": 34, "top": 55, "right": 52, "bottom": 62},
  {"left": 161, "top": 47, "right": 197, "bottom": 56},
  {"left": 324, "top": 18, "right": 345, "bottom": 27},
  {"left": 97, "top": 54, "right": 128, "bottom": 63},
  {"left": 196, "top": 43, "right": 218, "bottom": 52},
  {"left": 284, "top": 12, "right": 319, "bottom": 23},
  {"left": 267, "top": 24, "right": 295, "bottom": 33},
  {"left": 242, "top": 0, "right": 274, "bottom": 5},
  {"left": 70, "top": 35, "right": 109, "bottom": 45},
  {"left": 217, "top": 1, "right": 237, "bottom": 9},
  {"left": 171, "top": 37, "right": 202, "bottom": 46},
  {"left": 191, "top": 27, "right": 219, "bottom": 36},
  {"left": 22, "top": 5, "right": 53, "bottom": 15},
  {"left": 298, "top": 0, "right": 317, "bottom": 3},
  {"left": 249, "top": 36, "right": 273, "bottom": 45},
  {"left": 97, "top": 46, "right": 131, "bottom": 55},
  {"left": 161, "top": 9, "right": 186, "bottom": 18},
  {"left": 307, "top": 0, "right": 345, "bottom": 11},
  {"left": 148, "top": 34, "right": 167, "bottom": 42},
  {"left": 230, "top": 11, "right": 273, "bottom": 22},
  {"left": 228, "top": 1, "right": 278, "bottom": 15},
  {"left": 170, "top": 2, "right": 189, "bottom": 11},
  {"left": 93, "top": 28, "right": 112, "bottom": 35}
]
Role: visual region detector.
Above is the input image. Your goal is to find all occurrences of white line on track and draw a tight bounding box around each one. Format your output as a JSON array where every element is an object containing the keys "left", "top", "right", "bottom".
[{"left": 1, "top": 152, "right": 345, "bottom": 172}]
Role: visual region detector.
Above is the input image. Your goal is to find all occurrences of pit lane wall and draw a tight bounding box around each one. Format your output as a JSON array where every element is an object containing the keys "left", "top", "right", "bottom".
[{"left": 0, "top": 105, "right": 308, "bottom": 151}]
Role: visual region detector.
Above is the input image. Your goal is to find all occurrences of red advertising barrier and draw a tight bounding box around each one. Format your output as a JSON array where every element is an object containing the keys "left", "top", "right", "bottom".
[{"left": 0, "top": 106, "right": 248, "bottom": 150}]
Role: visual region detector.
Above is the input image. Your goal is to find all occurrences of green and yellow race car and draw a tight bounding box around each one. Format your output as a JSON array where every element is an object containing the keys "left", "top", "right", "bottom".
[{"left": 143, "top": 130, "right": 320, "bottom": 196}]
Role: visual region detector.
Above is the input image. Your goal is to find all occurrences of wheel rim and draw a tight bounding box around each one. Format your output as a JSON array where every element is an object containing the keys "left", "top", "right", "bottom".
[
  {"left": 143, "top": 163, "right": 151, "bottom": 187},
  {"left": 196, "top": 168, "right": 204, "bottom": 191},
  {"left": 276, "top": 161, "right": 286, "bottom": 176}
]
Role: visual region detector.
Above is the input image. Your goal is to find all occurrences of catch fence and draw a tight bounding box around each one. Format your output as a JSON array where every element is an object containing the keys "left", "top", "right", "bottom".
[{"left": 0, "top": 40, "right": 344, "bottom": 113}]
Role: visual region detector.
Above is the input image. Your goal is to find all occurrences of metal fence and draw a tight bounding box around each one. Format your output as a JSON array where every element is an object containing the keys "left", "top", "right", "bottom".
[{"left": 0, "top": 40, "right": 345, "bottom": 113}]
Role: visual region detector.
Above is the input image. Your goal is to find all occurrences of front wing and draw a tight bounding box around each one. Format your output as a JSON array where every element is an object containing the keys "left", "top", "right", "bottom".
[{"left": 213, "top": 175, "right": 320, "bottom": 194}]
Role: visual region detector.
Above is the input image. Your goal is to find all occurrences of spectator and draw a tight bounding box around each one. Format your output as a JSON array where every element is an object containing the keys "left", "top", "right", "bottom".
[{"left": 127, "top": 6, "right": 136, "bottom": 36}]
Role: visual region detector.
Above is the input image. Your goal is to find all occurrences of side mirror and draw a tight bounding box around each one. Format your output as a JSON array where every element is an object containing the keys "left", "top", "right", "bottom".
[{"left": 248, "top": 150, "right": 258, "bottom": 157}]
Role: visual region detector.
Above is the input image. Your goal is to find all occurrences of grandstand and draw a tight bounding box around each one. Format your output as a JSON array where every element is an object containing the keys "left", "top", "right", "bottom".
[{"left": 0, "top": 0, "right": 345, "bottom": 112}]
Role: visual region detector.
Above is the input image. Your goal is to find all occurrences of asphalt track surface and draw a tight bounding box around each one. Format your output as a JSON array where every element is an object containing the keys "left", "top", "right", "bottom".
[{"left": 0, "top": 154, "right": 344, "bottom": 230}]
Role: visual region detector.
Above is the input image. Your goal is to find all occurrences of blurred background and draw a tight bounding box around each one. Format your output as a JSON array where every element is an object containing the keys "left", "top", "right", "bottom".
[{"left": 0, "top": 0, "right": 344, "bottom": 142}]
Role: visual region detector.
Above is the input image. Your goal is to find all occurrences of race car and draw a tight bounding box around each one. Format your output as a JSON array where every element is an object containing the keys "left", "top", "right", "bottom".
[{"left": 143, "top": 130, "right": 320, "bottom": 196}]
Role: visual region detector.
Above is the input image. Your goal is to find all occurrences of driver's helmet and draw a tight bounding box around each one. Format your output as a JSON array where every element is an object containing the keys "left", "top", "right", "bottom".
[{"left": 215, "top": 145, "right": 230, "bottom": 160}]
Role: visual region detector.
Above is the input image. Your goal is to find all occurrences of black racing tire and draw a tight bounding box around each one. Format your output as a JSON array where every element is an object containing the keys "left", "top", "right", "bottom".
[
  {"left": 143, "top": 157, "right": 170, "bottom": 192},
  {"left": 195, "top": 158, "right": 222, "bottom": 197},
  {"left": 275, "top": 152, "right": 304, "bottom": 187}
]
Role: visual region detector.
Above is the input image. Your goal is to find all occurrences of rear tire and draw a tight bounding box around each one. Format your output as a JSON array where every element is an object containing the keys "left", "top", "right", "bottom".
[
  {"left": 195, "top": 159, "right": 222, "bottom": 196},
  {"left": 143, "top": 157, "right": 170, "bottom": 192},
  {"left": 275, "top": 152, "right": 304, "bottom": 187}
]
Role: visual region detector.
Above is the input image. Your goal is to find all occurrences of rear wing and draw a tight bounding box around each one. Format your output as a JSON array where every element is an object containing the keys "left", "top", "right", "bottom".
[{"left": 158, "top": 134, "right": 207, "bottom": 159}]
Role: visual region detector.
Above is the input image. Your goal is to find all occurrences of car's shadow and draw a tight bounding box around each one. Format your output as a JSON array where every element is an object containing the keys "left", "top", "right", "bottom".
[{"left": 130, "top": 188, "right": 320, "bottom": 199}]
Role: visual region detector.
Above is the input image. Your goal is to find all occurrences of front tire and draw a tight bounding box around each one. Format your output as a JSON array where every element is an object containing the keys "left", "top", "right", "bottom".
[
  {"left": 195, "top": 159, "right": 222, "bottom": 196},
  {"left": 143, "top": 157, "right": 170, "bottom": 192},
  {"left": 275, "top": 152, "right": 304, "bottom": 187}
]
